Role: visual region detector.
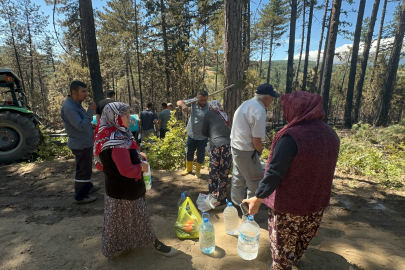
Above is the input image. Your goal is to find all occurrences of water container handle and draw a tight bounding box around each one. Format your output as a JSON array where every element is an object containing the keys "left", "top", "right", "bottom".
[
  {"left": 181, "top": 191, "right": 187, "bottom": 197},
  {"left": 202, "top": 213, "right": 210, "bottom": 220}
]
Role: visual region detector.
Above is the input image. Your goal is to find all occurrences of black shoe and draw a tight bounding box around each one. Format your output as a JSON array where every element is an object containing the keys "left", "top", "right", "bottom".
[
  {"left": 89, "top": 186, "right": 100, "bottom": 194},
  {"left": 75, "top": 196, "right": 97, "bottom": 204}
]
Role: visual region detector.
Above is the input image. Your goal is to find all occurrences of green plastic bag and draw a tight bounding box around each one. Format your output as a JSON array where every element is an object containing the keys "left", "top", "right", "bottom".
[{"left": 174, "top": 197, "right": 203, "bottom": 239}]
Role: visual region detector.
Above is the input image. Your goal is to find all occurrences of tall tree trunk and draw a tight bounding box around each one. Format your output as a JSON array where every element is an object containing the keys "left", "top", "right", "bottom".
[
  {"left": 370, "top": 0, "right": 388, "bottom": 86},
  {"left": 286, "top": 0, "right": 298, "bottom": 94},
  {"left": 295, "top": 0, "right": 306, "bottom": 85},
  {"left": 302, "top": 0, "right": 314, "bottom": 91},
  {"left": 223, "top": 0, "right": 243, "bottom": 125},
  {"left": 125, "top": 53, "right": 132, "bottom": 107},
  {"left": 353, "top": 0, "right": 380, "bottom": 123},
  {"left": 320, "top": 0, "right": 342, "bottom": 122},
  {"left": 128, "top": 56, "right": 137, "bottom": 105},
  {"left": 242, "top": 0, "right": 250, "bottom": 101},
  {"left": 79, "top": 7, "right": 88, "bottom": 68},
  {"left": 26, "top": 14, "right": 34, "bottom": 97},
  {"left": 134, "top": 0, "right": 143, "bottom": 113},
  {"left": 318, "top": 14, "right": 331, "bottom": 95},
  {"left": 343, "top": 0, "right": 366, "bottom": 128},
  {"left": 160, "top": 0, "right": 170, "bottom": 100},
  {"left": 314, "top": 0, "right": 329, "bottom": 93},
  {"left": 78, "top": 0, "right": 104, "bottom": 103},
  {"left": 215, "top": 50, "right": 219, "bottom": 91},
  {"left": 267, "top": 29, "right": 274, "bottom": 84},
  {"left": 7, "top": 17, "right": 26, "bottom": 96},
  {"left": 375, "top": 0, "right": 405, "bottom": 126},
  {"left": 35, "top": 56, "right": 48, "bottom": 116},
  {"left": 259, "top": 40, "right": 264, "bottom": 78}
]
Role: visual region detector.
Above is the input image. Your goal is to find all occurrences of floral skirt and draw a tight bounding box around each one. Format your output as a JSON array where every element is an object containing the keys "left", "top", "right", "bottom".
[
  {"left": 268, "top": 208, "right": 324, "bottom": 270},
  {"left": 102, "top": 194, "right": 156, "bottom": 257},
  {"left": 208, "top": 144, "right": 232, "bottom": 202}
]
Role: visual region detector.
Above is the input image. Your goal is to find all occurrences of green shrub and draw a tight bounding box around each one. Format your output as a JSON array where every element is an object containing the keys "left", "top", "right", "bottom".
[
  {"left": 142, "top": 111, "right": 187, "bottom": 170},
  {"left": 34, "top": 127, "right": 73, "bottom": 161}
]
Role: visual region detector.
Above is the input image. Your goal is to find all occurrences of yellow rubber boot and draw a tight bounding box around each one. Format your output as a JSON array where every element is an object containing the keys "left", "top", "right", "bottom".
[
  {"left": 195, "top": 163, "right": 203, "bottom": 178},
  {"left": 181, "top": 161, "right": 193, "bottom": 176}
]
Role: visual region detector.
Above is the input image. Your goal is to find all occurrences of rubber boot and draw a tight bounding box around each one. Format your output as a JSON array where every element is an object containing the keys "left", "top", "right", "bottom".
[
  {"left": 181, "top": 161, "right": 193, "bottom": 176},
  {"left": 195, "top": 163, "right": 203, "bottom": 178}
]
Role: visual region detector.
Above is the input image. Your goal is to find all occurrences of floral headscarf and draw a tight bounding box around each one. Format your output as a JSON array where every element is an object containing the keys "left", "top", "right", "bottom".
[
  {"left": 209, "top": 100, "right": 230, "bottom": 127},
  {"left": 93, "top": 102, "right": 139, "bottom": 170}
]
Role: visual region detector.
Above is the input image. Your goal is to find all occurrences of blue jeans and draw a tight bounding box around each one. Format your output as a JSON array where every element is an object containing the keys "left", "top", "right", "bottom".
[{"left": 186, "top": 136, "right": 208, "bottom": 164}]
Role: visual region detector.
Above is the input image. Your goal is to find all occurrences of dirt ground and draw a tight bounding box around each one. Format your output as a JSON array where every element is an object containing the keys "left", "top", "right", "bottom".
[{"left": 1, "top": 157, "right": 405, "bottom": 270}]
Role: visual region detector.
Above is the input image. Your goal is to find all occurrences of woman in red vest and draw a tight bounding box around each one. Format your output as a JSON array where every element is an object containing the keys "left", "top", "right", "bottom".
[{"left": 243, "top": 91, "right": 340, "bottom": 270}]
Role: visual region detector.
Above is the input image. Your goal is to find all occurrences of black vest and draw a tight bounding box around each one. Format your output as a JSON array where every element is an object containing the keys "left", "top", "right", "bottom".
[{"left": 99, "top": 148, "right": 146, "bottom": 200}]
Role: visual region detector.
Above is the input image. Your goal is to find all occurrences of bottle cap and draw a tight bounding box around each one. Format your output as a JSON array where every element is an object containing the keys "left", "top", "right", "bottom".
[
  {"left": 247, "top": 215, "right": 254, "bottom": 221},
  {"left": 202, "top": 213, "right": 210, "bottom": 223},
  {"left": 181, "top": 191, "right": 187, "bottom": 198},
  {"left": 226, "top": 199, "right": 232, "bottom": 207}
]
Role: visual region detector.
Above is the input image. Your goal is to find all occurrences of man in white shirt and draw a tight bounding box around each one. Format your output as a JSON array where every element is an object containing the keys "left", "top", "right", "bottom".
[{"left": 230, "top": 84, "right": 280, "bottom": 207}]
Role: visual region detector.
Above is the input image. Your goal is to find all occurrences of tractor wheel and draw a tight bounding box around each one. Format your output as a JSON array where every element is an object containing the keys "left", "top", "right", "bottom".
[{"left": 0, "top": 111, "right": 39, "bottom": 164}]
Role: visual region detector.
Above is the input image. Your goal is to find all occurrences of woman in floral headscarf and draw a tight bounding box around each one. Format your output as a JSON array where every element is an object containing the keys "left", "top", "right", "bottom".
[
  {"left": 201, "top": 100, "right": 232, "bottom": 208},
  {"left": 243, "top": 92, "right": 340, "bottom": 270},
  {"left": 94, "top": 102, "right": 178, "bottom": 258}
]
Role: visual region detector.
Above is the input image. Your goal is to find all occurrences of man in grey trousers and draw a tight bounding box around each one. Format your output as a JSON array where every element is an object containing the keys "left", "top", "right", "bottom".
[
  {"left": 61, "top": 81, "right": 100, "bottom": 204},
  {"left": 230, "top": 84, "right": 280, "bottom": 210}
]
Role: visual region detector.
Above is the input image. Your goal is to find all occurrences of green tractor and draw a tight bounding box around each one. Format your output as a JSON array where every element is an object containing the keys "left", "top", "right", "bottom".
[{"left": 0, "top": 68, "right": 40, "bottom": 164}]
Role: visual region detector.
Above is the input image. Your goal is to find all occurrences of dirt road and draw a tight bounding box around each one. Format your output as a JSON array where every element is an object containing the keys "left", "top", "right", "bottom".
[{"left": 1, "top": 158, "right": 404, "bottom": 270}]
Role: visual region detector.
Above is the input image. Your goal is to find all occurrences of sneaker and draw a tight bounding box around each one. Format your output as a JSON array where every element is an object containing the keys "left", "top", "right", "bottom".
[
  {"left": 75, "top": 196, "right": 97, "bottom": 204},
  {"left": 154, "top": 247, "right": 179, "bottom": 257},
  {"left": 89, "top": 186, "right": 100, "bottom": 194}
]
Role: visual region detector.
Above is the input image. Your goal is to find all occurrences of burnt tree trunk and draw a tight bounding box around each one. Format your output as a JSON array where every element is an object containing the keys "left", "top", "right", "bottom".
[
  {"left": 223, "top": 0, "right": 243, "bottom": 125},
  {"left": 286, "top": 0, "right": 298, "bottom": 94},
  {"left": 320, "top": 0, "right": 342, "bottom": 122},
  {"left": 295, "top": 0, "right": 306, "bottom": 85},
  {"left": 314, "top": 0, "right": 329, "bottom": 94},
  {"left": 160, "top": 0, "right": 170, "bottom": 100},
  {"left": 370, "top": 0, "right": 387, "bottom": 86},
  {"left": 302, "top": 0, "right": 314, "bottom": 91}
]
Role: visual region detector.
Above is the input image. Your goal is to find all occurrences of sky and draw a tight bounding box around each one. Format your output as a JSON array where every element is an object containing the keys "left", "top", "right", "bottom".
[{"left": 33, "top": 0, "right": 398, "bottom": 61}]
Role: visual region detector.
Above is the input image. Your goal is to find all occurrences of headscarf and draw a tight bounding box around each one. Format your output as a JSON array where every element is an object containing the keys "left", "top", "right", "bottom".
[
  {"left": 209, "top": 100, "right": 230, "bottom": 127},
  {"left": 94, "top": 102, "right": 139, "bottom": 170},
  {"left": 265, "top": 91, "right": 325, "bottom": 171}
]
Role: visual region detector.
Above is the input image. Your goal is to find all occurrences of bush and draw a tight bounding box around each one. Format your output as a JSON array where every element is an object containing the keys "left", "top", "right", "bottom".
[
  {"left": 142, "top": 111, "right": 187, "bottom": 170},
  {"left": 337, "top": 123, "right": 405, "bottom": 189},
  {"left": 34, "top": 127, "right": 73, "bottom": 161}
]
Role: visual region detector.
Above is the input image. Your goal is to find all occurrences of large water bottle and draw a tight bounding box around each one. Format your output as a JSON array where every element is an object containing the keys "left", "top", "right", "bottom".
[
  {"left": 177, "top": 191, "right": 187, "bottom": 208},
  {"left": 142, "top": 162, "right": 151, "bottom": 190},
  {"left": 223, "top": 199, "right": 239, "bottom": 235},
  {"left": 199, "top": 213, "right": 215, "bottom": 254},
  {"left": 238, "top": 215, "right": 261, "bottom": 260}
]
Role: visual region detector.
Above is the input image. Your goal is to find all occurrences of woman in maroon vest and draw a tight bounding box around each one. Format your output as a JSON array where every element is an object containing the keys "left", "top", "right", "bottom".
[
  {"left": 94, "top": 102, "right": 178, "bottom": 257},
  {"left": 243, "top": 91, "right": 340, "bottom": 270}
]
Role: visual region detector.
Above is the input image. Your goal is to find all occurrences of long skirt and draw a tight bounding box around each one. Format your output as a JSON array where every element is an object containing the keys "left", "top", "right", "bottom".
[
  {"left": 268, "top": 208, "right": 324, "bottom": 270},
  {"left": 208, "top": 144, "right": 232, "bottom": 202},
  {"left": 102, "top": 194, "right": 156, "bottom": 257}
]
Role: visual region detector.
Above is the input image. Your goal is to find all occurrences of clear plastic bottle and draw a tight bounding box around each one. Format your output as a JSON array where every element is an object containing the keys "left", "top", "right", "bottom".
[
  {"left": 199, "top": 213, "right": 215, "bottom": 254},
  {"left": 237, "top": 215, "right": 261, "bottom": 260},
  {"left": 142, "top": 162, "right": 151, "bottom": 190},
  {"left": 223, "top": 199, "right": 239, "bottom": 235},
  {"left": 177, "top": 191, "right": 187, "bottom": 208}
]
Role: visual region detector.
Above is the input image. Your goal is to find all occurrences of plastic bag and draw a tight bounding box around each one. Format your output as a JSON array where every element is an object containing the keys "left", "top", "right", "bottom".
[
  {"left": 174, "top": 197, "right": 203, "bottom": 239},
  {"left": 196, "top": 193, "right": 218, "bottom": 212}
]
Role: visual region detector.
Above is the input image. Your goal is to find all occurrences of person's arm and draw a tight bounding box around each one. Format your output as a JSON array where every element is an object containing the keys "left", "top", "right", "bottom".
[
  {"left": 176, "top": 100, "right": 191, "bottom": 113},
  {"left": 158, "top": 112, "right": 162, "bottom": 125},
  {"left": 111, "top": 148, "right": 144, "bottom": 180},
  {"left": 138, "top": 113, "right": 142, "bottom": 133},
  {"left": 201, "top": 113, "right": 210, "bottom": 138},
  {"left": 96, "top": 114, "right": 101, "bottom": 123},
  {"left": 243, "top": 135, "right": 298, "bottom": 215},
  {"left": 64, "top": 106, "right": 94, "bottom": 132},
  {"left": 252, "top": 137, "right": 263, "bottom": 155}
]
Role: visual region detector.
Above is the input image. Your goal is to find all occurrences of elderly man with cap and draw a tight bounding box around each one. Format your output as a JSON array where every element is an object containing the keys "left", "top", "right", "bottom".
[{"left": 230, "top": 83, "right": 280, "bottom": 213}]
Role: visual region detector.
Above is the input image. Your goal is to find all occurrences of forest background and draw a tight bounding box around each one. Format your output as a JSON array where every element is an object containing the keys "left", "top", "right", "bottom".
[{"left": 1, "top": 0, "right": 405, "bottom": 188}]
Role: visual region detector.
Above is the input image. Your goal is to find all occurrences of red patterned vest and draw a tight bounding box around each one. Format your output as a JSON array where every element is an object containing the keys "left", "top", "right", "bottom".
[{"left": 263, "top": 119, "right": 340, "bottom": 215}]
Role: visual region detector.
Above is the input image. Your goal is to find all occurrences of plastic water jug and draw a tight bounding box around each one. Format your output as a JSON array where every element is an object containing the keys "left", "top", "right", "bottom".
[
  {"left": 223, "top": 199, "right": 239, "bottom": 235},
  {"left": 238, "top": 215, "right": 261, "bottom": 260},
  {"left": 142, "top": 162, "right": 151, "bottom": 190},
  {"left": 178, "top": 191, "right": 187, "bottom": 208},
  {"left": 199, "top": 213, "right": 215, "bottom": 254}
]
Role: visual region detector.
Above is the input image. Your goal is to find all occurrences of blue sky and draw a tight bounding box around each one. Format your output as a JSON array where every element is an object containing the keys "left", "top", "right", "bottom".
[{"left": 33, "top": 0, "right": 398, "bottom": 61}]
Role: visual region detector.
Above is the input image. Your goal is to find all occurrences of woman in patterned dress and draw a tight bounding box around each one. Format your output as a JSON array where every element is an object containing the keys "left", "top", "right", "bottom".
[
  {"left": 94, "top": 102, "right": 178, "bottom": 258},
  {"left": 243, "top": 92, "right": 340, "bottom": 270},
  {"left": 201, "top": 100, "right": 232, "bottom": 207}
]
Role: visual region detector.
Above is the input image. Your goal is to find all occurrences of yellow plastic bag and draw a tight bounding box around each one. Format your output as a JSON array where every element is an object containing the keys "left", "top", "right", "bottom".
[{"left": 174, "top": 197, "right": 203, "bottom": 239}]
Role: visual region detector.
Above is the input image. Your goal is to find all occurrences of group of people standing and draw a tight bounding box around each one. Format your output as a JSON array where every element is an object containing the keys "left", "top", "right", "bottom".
[{"left": 61, "top": 80, "right": 340, "bottom": 269}]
